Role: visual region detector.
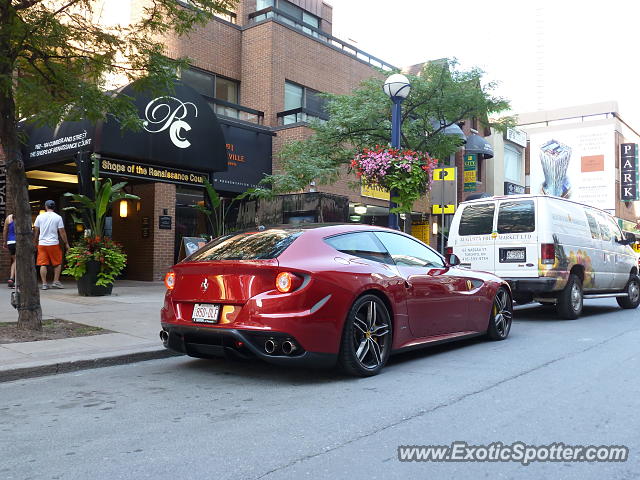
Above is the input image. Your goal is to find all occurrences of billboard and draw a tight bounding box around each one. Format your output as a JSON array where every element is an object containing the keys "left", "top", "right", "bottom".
[{"left": 528, "top": 125, "right": 615, "bottom": 212}]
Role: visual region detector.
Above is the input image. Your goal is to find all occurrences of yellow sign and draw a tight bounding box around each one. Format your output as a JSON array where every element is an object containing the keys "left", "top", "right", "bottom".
[
  {"left": 632, "top": 243, "right": 640, "bottom": 254},
  {"left": 433, "top": 168, "right": 456, "bottom": 181},
  {"left": 463, "top": 170, "right": 477, "bottom": 183},
  {"left": 361, "top": 183, "right": 391, "bottom": 201},
  {"left": 432, "top": 204, "right": 456, "bottom": 214},
  {"left": 412, "top": 222, "right": 430, "bottom": 245}
]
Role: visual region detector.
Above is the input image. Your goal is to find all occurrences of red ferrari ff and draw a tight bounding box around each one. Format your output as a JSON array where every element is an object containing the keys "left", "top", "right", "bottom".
[{"left": 160, "top": 224, "right": 512, "bottom": 376}]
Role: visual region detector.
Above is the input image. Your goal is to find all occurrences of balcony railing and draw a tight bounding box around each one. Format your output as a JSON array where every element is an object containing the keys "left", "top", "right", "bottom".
[
  {"left": 277, "top": 107, "right": 329, "bottom": 126},
  {"left": 248, "top": 7, "right": 396, "bottom": 72},
  {"left": 206, "top": 98, "right": 265, "bottom": 125}
]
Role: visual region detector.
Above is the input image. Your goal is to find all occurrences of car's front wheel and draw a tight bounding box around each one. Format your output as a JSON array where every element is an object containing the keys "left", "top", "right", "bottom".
[
  {"left": 487, "top": 287, "right": 513, "bottom": 340},
  {"left": 616, "top": 276, "right": 640, "bottom": 309},
  {"left": 338, "top": 294, "right": 392, "bottom": 377}
]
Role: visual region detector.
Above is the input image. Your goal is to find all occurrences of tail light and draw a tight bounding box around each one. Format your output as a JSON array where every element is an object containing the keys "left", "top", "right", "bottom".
[
  {"left": 541, "top": 243, "right": 555, "bottom": 264},
  {"left": 164, "top": 271, "right": 176, "bottom": 290},
  {"left": 275, "top": 272, "right": 304, "bottom": 293},
  {"left": 445, "top": 247, "right": 453, "bottom": 256}
]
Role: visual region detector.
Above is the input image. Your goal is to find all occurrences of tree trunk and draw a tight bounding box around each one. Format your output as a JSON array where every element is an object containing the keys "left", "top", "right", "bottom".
[{"left": 0, "top": 94, "right": 42, "bottom": 331}]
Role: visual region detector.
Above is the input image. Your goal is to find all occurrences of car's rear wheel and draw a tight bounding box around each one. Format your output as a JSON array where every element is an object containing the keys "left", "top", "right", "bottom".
[
  {"left": 487, "top": 287, "right": 513, "bottom": 340},
  {"left": 556, "top": 274, "right": 583, "bottom": 320},
  {"left": 338, "top": 294, "right": 392, "bottom": 377},
  {"left": 616, "top": 276, "right": 640, "bottom": 309}
]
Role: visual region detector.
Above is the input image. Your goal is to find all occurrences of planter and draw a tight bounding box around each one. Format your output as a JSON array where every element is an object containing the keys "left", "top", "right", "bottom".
[{"left": 77, "top": 260, "right": 113, "bottom": 296}]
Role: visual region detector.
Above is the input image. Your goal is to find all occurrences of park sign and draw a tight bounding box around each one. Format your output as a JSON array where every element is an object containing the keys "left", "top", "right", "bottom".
[{"left": 620, "top": 143, "right": 639, "bottom": 201}]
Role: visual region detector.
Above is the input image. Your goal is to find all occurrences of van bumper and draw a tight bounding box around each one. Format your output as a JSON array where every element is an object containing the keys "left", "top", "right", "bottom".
[{"left": 505, "top": 277, "right": 558, "bottom": 294}]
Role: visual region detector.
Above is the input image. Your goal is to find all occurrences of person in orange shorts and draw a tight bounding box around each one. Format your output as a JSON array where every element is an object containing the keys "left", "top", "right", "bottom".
[{"left": 33, "top": 200, "right": 70, "bottom": 290}]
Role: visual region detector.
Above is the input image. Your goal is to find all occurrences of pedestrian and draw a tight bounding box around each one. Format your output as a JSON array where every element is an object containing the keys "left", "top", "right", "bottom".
[
  {"left": 3, "top": 213, "right": 16, "bottom": 288},
  {"left": 33, "top": 200, "right": 70, "bottom": 290}
]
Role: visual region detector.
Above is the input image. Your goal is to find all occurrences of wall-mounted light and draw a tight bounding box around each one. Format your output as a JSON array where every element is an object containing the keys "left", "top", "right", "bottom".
[
  {"left": 432, "top": 221, "right": 438, "bottom": 235},
  {"left": 354, "top": 205, "right": 367, "bottom": 215},
  {"left": 39, "top": 209, "right": 45, "bottom": 215},
  {"left": 119, "top": 199, "right": 128, "bottom": 218}
]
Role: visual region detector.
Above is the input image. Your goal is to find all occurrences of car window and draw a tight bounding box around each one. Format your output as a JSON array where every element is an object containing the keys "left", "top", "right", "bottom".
[
  {"left": 459, "top": 203, "right": 495, "bottom": 236},
  {"left": 585, "top": 211, "right": 601, "bottom": 240},
  {"left": 189, "top": 229, "right": 302, "bottom": 261},
  {"left": 324, "top": 232, "right": 392, "bottom": 264},
  {"left": 497, "top": 200, "right": 535, "bottom": 234},
  {"left": 374, "top": 232, "right": 445, "bottom": 268}
]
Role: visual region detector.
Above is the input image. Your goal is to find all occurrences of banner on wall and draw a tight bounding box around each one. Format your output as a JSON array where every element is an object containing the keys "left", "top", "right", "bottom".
[
  {"left": 528, "top": 125, "right": 615, "bottom": 212},
  {"left": 463, "top": 154, "right": 477, "bottom": 192},
  {"left": 620, "top": 143, "right": 639, "bottom": 201}
]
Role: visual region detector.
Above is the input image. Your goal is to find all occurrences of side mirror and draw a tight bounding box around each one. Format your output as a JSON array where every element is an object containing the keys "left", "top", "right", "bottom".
[
  {"left": 618, "top": 232, "right": 637, "bottom": 246},
  {"left": 446, "top": 253, "right": 461, "bottom": 266}
]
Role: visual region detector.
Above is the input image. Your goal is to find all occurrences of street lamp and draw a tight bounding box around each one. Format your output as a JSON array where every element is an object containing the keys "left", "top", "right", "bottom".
[{"left": 383, "top": 73, "right": 411, "bottom": 230}]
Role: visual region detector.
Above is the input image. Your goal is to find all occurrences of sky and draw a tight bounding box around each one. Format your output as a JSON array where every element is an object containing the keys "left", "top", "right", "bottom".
[{"left": 327, "top": 0, "right": 640, "bottom": 127}]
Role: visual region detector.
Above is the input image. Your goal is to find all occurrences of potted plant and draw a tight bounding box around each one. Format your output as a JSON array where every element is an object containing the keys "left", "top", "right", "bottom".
[
  {"left": 62, "top": 157, "right": 139, "bottom": 296},
  {"left": 350, "top": 145, "right": 438, "bottom": 213}
]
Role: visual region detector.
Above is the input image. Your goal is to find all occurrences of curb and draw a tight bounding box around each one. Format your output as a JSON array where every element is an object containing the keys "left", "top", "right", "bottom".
[{"left": 0, "top": 348, "right": 182, "bottom": 383}]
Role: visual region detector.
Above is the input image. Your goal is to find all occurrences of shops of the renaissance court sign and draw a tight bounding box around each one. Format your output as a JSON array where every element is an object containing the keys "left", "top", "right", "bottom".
[{"left": 21, "top": 80, "right": 229, "bottom": 182}]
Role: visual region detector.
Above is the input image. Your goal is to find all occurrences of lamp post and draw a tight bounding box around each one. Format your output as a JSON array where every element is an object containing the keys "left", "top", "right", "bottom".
[{"left": 383, "top": 73, "right": 411, "bottom": 230}]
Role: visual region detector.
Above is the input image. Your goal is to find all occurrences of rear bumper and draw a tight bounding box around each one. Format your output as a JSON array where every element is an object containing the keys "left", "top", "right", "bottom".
[
  {"left": 160, "top": 323, "right": 337, "bottom": 368},
  {"left": 505, "top": 277, "right": 558, "bottom": 294}
]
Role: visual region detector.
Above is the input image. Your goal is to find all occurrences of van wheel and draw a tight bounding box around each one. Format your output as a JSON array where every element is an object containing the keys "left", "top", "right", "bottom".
[
  {"left": 616, "top": 276, "right": 640, "bottom": 309},
  {"left": 557, "top": 274, "right": 583, "bottom": 320}
]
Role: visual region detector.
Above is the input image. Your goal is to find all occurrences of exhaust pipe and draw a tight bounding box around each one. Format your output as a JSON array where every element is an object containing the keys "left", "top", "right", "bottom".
[
  {"left": 281, "top": 340, "right": 297, "bottom": 355},
  {"left": 264, "top": 339, "right": 278, "bottom": 354},
  {"left": 159, "top": 330, "right": 169, "bottom": 346}
]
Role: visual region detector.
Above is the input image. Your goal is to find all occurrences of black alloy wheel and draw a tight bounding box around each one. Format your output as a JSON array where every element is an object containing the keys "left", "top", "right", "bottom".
[
  {"left": 338, "top": 294, "right": 392, "bottom": 377},
  {"left": 487, "top": 287, "right": 513, "bottom": 340}
]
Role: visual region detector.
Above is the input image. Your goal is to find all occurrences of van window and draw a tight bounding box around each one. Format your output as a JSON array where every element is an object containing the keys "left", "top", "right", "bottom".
[
  {"left": 596, "top": 215, "right": 612, "bottom": 242},
  {"left": 585, "top": 211, "right": 601, "bottom": 240},
  {"left": 607, "top": 217, "right": 623, "bottom": 242},
  {"left": 459, "top": 204, "right": 495, "bottom": 236},
  {"left": 497, "top": 201, "right": 535, "bottom": 234}
]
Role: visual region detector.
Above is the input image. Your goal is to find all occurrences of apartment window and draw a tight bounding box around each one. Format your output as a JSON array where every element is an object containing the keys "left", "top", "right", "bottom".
[
  {"left": 255, "top": 0, "right": 320, "bottom": 35},
  {"left": 179, "top": 1, "right": 237, "bottom": 23},
  {"left": 504, "top": 144, "right": 522, "bottom": 182},
  {"left": 180, "top": 67, "right": 241, "bottom": 120},
  {"left": 282, "top": 80, "right": 327, "bottom": 125}
]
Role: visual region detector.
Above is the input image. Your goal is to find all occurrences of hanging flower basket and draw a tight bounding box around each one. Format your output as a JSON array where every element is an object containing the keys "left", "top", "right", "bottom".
[{"left": 350, "top": 146, "right": 438, "bottom": 212}]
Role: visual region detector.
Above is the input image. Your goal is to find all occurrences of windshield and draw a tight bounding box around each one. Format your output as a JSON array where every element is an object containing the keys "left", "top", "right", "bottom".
[{"left": 188, "top": 229, "right": 303, "bottom": 261}]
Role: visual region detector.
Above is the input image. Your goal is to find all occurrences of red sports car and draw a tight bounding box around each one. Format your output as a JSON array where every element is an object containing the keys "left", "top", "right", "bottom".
[{"left": 160, "top": 224, "right": 512, "bottom": 376}]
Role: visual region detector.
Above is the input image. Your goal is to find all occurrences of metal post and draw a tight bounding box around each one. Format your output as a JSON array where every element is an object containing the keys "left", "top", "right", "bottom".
[
  {"left": 388, "top": 99, "right": 402, "bottom": 230},
  {"left": 441, "top": 160, "right": 445, "bottom": 254}
]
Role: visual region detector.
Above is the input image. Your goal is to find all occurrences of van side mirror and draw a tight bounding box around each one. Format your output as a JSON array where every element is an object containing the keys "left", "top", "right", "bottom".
[
  {"left": 618, "top": 232, "right": 637, "bottom": 245},
  {"left": 446, "top": 253, "right": 461, "bottom": 266}
]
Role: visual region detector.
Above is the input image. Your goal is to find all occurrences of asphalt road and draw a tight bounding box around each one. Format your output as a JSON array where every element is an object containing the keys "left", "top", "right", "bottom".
[{"left": 2, "top": 298, "right": 639, "bottom": 480}]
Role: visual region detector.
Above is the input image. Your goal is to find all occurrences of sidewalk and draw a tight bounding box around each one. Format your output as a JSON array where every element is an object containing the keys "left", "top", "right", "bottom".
[{"left": 0, "top": 280, "right": 177, "bottom": 382}]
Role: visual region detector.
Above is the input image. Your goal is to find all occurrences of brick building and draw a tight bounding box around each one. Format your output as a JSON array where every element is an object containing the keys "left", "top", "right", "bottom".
[{"left": 1, "top": 0, "right": 410, "bottom": 282}]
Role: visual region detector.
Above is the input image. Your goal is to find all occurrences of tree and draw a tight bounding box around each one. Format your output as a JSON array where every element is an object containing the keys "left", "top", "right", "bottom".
[
  {"left": 0, "top": 0, "right": 236, "bottom": 330},
  {"left": 266, "top": 59, "right": 514, "bottom": 193}
]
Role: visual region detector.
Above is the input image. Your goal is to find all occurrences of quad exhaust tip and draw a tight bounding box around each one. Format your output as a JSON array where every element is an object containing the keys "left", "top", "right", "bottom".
[
  {"left": 281, "top": 340, "right": 297, "bottom": 355},
  {"left": 264, "top": 339, "right": 277, "bottom": 354}
]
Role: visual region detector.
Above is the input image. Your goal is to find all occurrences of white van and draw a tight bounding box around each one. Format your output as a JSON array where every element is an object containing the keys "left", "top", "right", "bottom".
[{"left": 447, "top": 194, "right": 640, "bottom": 319}]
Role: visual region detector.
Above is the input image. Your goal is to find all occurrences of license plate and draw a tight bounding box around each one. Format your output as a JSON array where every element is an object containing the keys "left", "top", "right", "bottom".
[
  {"left": 500, "top": 248, "right": 526, "bottom": 263},
  {"left": 192, "top": 304, "right": 220, "bottom": 323}
]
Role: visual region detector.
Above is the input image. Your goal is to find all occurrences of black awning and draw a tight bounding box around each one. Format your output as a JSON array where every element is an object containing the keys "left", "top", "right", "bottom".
[
  {"left": 465, "top": 133, "right": 494, "bottom": 158},
  {"left": 22, "top": 80, "right": 228, "bottom": 174},
  {"left": 429, "top": 119, "right": 466, "bottom": 143}
]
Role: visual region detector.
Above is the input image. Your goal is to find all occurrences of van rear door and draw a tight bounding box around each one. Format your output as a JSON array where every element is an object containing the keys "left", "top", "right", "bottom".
[
  {"left": 451, "top": 202, "right": 496, "bottom": 273},
  {"left": 494, "top": 199, "right": 538, "bottom": 278}
]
